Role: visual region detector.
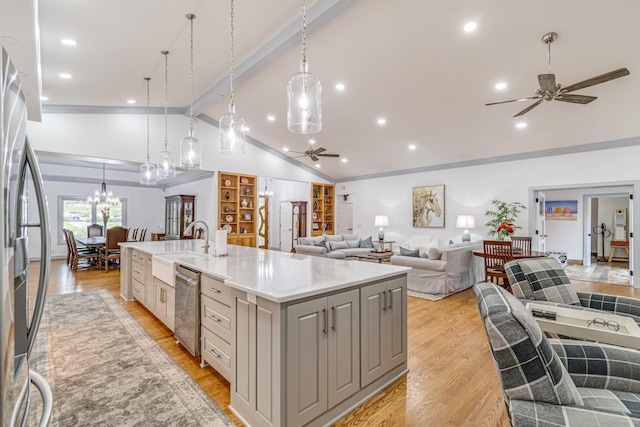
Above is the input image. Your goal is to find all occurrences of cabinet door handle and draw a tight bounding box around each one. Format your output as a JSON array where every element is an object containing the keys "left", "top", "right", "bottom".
[
  {"left": 209, "top": 348, "right": 222, "bottom": 359},
  {"left": 382, "top": 290, "right": 387, "bottom": 311},
  {"left": 209, "top": 314, "right": 221, "bottom": 322},
  {"left": 331, "top": 305, "right": 336, "bottom": 331},
  {"left": 209, "top": 287, "right": 221, "bottom": 293},
  {"left": 388, "top": 289, "right": 393, "bottom": 310},
  {"left": 322, "top": 307, "right": 328, "bottom": 334}
]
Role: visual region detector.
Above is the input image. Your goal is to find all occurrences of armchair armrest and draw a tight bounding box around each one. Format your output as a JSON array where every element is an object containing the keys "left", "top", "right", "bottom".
[
  {"left": 550, "top": 338, "right": 640, "bottom": 393},
  {"left": 577, "top": 292, "right": 640, "bottom": 324},
  {"left": 510, "top": 399, "right": 640, "bottom": 426}
]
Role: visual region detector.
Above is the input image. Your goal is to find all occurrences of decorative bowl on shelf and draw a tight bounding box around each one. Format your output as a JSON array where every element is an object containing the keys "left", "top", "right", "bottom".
[
  {"left": 226, "top": 215, "right": 234, "bottom": 222},
  {"left": 222, "top": 224, "right": 232, "bottom": 233},
  {"left": 224, "top": 179, "right": 231, "bottom": 187},
  {"left": 241, "top": 177, "right": 249, "bottom": 184}
]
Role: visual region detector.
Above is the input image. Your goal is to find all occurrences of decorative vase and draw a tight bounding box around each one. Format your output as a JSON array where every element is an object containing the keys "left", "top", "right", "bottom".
[
  {"left": 225, "top": 191, "right": 230, "bottom": 200},
  {"left": 103, "top": 220, "right": 108, "bottom": 231},
  {"left": 241, "top": 199, "right": 248, "bottom": 208}
]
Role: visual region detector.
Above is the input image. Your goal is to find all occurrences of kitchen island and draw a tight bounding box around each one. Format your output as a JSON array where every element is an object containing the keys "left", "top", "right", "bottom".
[{"left": 119, "top": 241, "right": 409, "bottom": 427}]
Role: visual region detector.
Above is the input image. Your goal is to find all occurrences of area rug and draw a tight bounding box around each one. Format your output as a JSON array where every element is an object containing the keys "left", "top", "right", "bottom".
[
  {"left": 30, "top": 289, "right": 234, "bottom": 426},
  {"left": 407, "top": 289, "right": 447, "bottom": 301}
]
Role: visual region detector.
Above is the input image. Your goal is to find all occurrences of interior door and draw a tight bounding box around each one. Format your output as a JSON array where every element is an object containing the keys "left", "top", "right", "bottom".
[
  {"left": 336, "top": 202, "right": 353, "bottom": 235},
  {"left": 280, "top": 202, "right": 293, "bottom": 252},
  {"left": 536, "top": 192, "right": 546, "bottom": 252},
  {"left": 258, "top": 196, "right": 268, "bottom": 249}
]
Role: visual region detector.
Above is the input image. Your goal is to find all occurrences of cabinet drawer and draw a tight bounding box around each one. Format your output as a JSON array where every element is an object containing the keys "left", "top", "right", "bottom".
[
  {"left": 201, "top": 295, "right": 232, "bottom": 344},
  {"left": 131, "top": 249, "right": 140, "bottom": 263},
  {"left": 132, "top": 278, "right": 145, "bottom": 302},
  {"left": 132, "top": 262, "right": 146, "bottom": 283},
  {"left": 201, "top": 275, "right": 230, "bottom": 306},
  {"left": 201, "top": 327, "right": 231, "bottom": 381}
]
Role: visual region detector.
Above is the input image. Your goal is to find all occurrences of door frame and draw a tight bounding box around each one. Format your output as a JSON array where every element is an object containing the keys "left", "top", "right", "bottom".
[{"left": 529, "top": 180, "right": 638, "bottom": 287}]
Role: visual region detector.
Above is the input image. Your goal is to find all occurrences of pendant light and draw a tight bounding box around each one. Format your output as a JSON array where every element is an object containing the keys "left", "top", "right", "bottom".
[
  {"left": 219, "top": 0, "right": 246, "bottom": 155},
  {"left": 180, "top": 14, "right": 202, "bottom": 169},
  {"left": 287, "top": 0, "right": 322, "bottom": 134},
  {"left": 88, "top": 163, "right": 119, "bottom": 204},
  {"left": 158, "top": 50, "right": 176, "bottom": 178},
  {"left": 140, "top": 77, "right": 157, "bottom": 185}
]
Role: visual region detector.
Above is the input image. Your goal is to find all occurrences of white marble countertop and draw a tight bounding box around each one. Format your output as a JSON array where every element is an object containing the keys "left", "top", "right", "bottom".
[{"left": 132, "top": 241, "right": 409, "bottom": 303}]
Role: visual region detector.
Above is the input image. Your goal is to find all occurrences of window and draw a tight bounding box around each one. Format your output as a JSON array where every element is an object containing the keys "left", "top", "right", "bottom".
[{"left": 57, "top": 196, "right": 127, "bottom": 244}]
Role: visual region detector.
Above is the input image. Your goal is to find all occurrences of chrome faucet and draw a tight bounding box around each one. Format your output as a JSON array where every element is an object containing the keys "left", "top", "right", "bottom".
[{"left": 185, "top": 220, "right": 210, "bottom": 254}]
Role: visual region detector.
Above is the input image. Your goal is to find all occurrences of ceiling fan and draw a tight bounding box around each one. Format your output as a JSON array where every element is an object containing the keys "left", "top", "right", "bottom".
[
  {"left": 486, "top": 32, "right": 630, "bottom": 117},
  {"left": 289, "top": 144, "right": 340, "bottom": 162}
]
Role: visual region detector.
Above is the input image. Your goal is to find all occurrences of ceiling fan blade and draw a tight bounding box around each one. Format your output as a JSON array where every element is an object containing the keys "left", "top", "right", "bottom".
[
  {"left": 538, "top": 74, "right": 556, "bottom": 92},
  {"left": 513, "top": 100, "right": 543, "bottom": 117},
  {"left": 562, "top": 68, "right": 630, "bottom": 93},
  {"left": 313, "top": 147, "right": 326, "bottom": 155},
  {"left": 555, "top": 94, "right": 597, "bottom": 105},
  {"left": 317, "top": 153, "right": 340, "bottom": 157},
  {"left": 485, "top": 96, "right": 538, "bottom": 106},
  {"left": 288, "top": 149, "right": 306, "bottom": 155},
  {"left": 310, "top": 154, "right": 319, "bottom": 161}
]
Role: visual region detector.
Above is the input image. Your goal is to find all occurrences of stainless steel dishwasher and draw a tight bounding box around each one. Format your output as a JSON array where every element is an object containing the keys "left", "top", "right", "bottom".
[{"left": 174, "top": 265, "right": 201, "bottom": 357}]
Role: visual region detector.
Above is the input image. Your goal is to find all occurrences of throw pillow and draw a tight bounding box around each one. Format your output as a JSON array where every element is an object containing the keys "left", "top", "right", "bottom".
[
  {"left": 329, "top": 240, "right": 349, "bottom": 251},
  {"left": 324, "top": 234, "right": 344, "bottom": 242},
  {"left": 428, "top": 247, "right": 443, "bottom": 260},
  {"left": 518, "top": 258, "right": 581, "bottom": 305},
  {"left": 399, "top": 246, "right": 419, "bottom": 257},
  {"left": 359, "top": 236, "right": 374, "bottom": 248},
  {"left": 346, "top": 239, "right": 360, "bottom": 248}
]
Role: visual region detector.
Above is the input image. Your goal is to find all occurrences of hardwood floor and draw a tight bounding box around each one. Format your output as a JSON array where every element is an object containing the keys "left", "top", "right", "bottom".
[{"left": 30, "top": 259, "right": 640, "bottom": 426}]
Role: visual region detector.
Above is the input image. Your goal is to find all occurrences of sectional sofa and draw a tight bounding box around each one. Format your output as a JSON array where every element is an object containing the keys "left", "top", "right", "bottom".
[{"left": 294, "top": 234, "right": 374, "bottom": 258}]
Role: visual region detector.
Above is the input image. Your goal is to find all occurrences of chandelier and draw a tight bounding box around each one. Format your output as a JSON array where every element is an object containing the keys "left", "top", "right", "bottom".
[
  {"left": 287, "top": 0, "right": 322, "bottom": 134},
  {"left": 88, "top": 163, "right": 119, "bottom": 204}
]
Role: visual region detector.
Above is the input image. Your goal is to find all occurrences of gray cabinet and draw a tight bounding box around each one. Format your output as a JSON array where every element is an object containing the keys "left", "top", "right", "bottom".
[
  {"left": 153, "top": 277, "right": 175, "bottom": 331},
  {"left": 360, "top": 277, "right": 407, "bottom": 387},
  {"left": 200, "top": 274, "right": 233, "bottom": 381},
  {"left": 286, "top": 289, "right": 360, "bottom": 425}
]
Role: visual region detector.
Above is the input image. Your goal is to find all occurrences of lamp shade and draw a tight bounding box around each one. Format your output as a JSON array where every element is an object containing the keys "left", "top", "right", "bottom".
[
  {"left": 456, "top": 215, "right": 476, "bottom": 229},
  {"left": 374, "top": 215, "right": 389, "bottom": 227}
]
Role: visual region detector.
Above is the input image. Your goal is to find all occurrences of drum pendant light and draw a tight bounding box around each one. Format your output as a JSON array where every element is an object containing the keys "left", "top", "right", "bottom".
[
  {"left": 140, "top": 77, "right": 157, "bottom": 184},
  {"left": 219, "top": 0, "right": 246, "bottom": 155},
  {"left": 180, "top": 14, "right": 202, "bottom": 169},
  {"left": 287, "top": 0, "right": 322, "bottom": 134},
  {"left": 157, "top": 50, "right": 176, "bottom": 178}
]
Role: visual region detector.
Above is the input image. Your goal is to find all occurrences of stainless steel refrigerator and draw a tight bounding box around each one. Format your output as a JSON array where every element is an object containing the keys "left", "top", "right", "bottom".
[{"left": 1, "top": 47, "right": 52, "bottom": 426}]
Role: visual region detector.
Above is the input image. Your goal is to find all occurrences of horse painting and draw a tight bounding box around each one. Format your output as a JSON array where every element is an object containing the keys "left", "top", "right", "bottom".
[{"left": 412, "top": 185, "right": 444, "bottom": 227}]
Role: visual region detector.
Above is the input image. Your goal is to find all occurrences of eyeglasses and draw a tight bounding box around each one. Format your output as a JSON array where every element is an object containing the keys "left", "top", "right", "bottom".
[{"left": 587, "top": 318, "right": 620, "bottom": 332}]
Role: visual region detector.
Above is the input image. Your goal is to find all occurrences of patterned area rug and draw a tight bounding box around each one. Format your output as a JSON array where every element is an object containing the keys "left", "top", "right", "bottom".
[
  {"left": 564, "top": 262, "right": 630, "bottom": 285},
  {"left": 30, "top": 290, "right": 234, "bottom": 426},
  {"left": 407, "top": 289, "right": 447, "bottom": 301}
]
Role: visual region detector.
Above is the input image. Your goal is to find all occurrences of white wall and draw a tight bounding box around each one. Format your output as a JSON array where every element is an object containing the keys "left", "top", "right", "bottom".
[
  {"left": 339, "top": 145, "right": 640, "bottom": 285},
  {"left": 259, "top": 177, "right": 310, "bottom": 250},
  {"left": 164, "top": 177, "right": 217, "bottom": 237}
]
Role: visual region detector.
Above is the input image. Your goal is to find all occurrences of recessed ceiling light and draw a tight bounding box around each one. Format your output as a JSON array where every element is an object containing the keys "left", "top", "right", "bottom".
[
  {"left": 516, "top": 122, "right": 527, "bottom": 129},
  {"left": 377, "top": 118, "right": 386, "bottom": 125},
  {"left": 464, "top": 22, "right": 477, "bottom": 32},
  {"left": 40, "top": 96, "right": 48, "bottom": 101},
  {"left": 315, "top": 164, "right": 321, "bottom": 168},
  {"left": 59, "top": 73, "right": 72, "bottom": 79},
  {"left": 309, "top": 138, "right": 315, "bottom": 144},
  {"left": 335, "top": 83, "right": 345, "bottom": 91},
  {"left": 495, "top": 82, "right": 507, "bottom": 90},
  {"left": 61, "top": 39, "right": 77, "bottom": 46},
  {"left": 408, "top": 144, "right": 417, "bottom": 150},
  {"left": 283, "top": 147, "right": 289, "bottom": 152},
  {"left": 267, "top": 115, "right": 275, "bottom": 122},
  {"left": 127, "top": 99, "right": 136, "bottom": 104},
  {"left": 341, "top": 158, "right": 348, "bottom": 163}
]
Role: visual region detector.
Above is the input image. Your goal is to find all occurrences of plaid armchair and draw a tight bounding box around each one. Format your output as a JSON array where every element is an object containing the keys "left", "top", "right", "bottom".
[
  {"left": 474, "top": 282, "right": 640, "bottom": 426},
  {"left": 505, "top": 257, "right": 640, "bottom": 324}
]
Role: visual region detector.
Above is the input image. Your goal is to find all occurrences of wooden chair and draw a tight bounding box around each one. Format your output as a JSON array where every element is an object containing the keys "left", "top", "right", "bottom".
[
  {"left": 67, "top": 230, "right": 99, "bottom": 271},
  {"left": 138, "top": 227, "right": 147, "bottom": 242},
  {"left": 87, "top": 223, "right": 104, "bottom": 237},
  {"left": 130, "top": 227, "right": 139, "bottom": 241},
  {"left": 510, "top": 236, "right": 532, "bottom": 254},
  {"left": 482, "top": 240, "right": 514, "bottom": 291},
  {"left": 101, "top": 226, "right": 129, "bottom": 272},
  {"left": 63, "top": 228, "right": 72, "bottom": 266}
]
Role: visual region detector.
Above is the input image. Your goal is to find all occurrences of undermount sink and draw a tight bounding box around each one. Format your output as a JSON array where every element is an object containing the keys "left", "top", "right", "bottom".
[{"left": 152, "top": 252, "right": 201, "bottom": 285}]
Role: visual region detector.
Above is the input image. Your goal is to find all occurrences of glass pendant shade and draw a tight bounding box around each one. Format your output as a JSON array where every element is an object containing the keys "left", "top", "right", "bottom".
[
  {"left": 180, "top": 131, "right": 202, "bottom": 169},
  {"left": 157, "top": 148, "right": 176, "bottom": 178},
  {"left": 219, "top": 103, "right": 246, "bottom": 155},
  {"left": 287, "top": 59, "right": 322, "bottom": 134},
  {"left": 140, "top": 162, "right": 157, "bottom": 185}
]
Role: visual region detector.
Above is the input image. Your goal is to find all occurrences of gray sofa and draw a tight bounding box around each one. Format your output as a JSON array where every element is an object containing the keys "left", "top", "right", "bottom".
[
  {"left": 390, "top": 239, "right": 483, "bottom": 296},
  {"left": 294, "top": 234, "right": 375, "bottom": 259}
]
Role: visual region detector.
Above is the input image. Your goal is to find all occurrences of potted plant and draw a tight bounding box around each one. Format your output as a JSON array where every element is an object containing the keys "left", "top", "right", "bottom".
[{"left": 484, "top": 199, "right": 526, "bottom": 240}]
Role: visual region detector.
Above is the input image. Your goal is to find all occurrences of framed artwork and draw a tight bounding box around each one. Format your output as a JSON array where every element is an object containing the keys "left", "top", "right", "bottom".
[
  {"left": 412, "top": 185, "right": 445, "bottom": 228},
  {"left": 545, "top": 200, "right": 578, "bottom": 221}
]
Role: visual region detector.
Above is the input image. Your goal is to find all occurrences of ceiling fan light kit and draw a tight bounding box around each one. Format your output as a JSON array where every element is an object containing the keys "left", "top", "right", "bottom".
[{"left": 486, "top": 31, "right": 630, "bottom": 117}]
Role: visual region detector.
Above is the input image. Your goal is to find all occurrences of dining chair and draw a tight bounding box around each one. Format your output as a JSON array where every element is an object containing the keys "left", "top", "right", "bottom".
[
  {"left": 482, "top": 240, "right": 514, "bottom": 291},
  {"left": 87, "top": 223, "right": 104, "bottom": 237},
  {"left": 138, "top": 227, "right": 147, "bottom": 242},
  {"left": 510, "top": 236, "right": 532, "bottom": 254},
  {"left": 67, "top": 230, "right": 99, "bottom": 271},
  {"left": 130, "top": 227, "right": 139, "bottom": 241},
  {"left": 102, "top": 226, "right": 129, "bottom": 272}
]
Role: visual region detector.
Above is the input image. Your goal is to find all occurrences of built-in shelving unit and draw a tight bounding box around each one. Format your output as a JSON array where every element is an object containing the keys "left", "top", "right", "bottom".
[
  {"left": 311, "top": 182, "right": 334, "bottom": 237},
  {"left": 219, "top": 171, "right": 257, "bottom": 247}
]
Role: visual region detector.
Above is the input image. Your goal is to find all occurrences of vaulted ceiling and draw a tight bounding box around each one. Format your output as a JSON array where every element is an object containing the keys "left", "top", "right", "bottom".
[{"left": 4, "top": 0, "right": 640, "bottom": 181}]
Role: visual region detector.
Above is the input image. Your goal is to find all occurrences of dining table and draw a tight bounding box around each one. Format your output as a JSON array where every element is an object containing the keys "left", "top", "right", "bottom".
[
  {"left": 75, "top": 236, "right": 106, "bottom": 248},
  {"left": 472, "top": 248, "right": 549, "bottom": 259}
]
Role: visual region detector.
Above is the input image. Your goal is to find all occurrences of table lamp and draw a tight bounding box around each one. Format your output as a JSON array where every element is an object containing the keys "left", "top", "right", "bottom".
[
  {"left": 456, "top": 215, "right": 475, "bottom": 242},
  {"left": 374, "top": 215, "right": 389, "bottom": 241}
]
